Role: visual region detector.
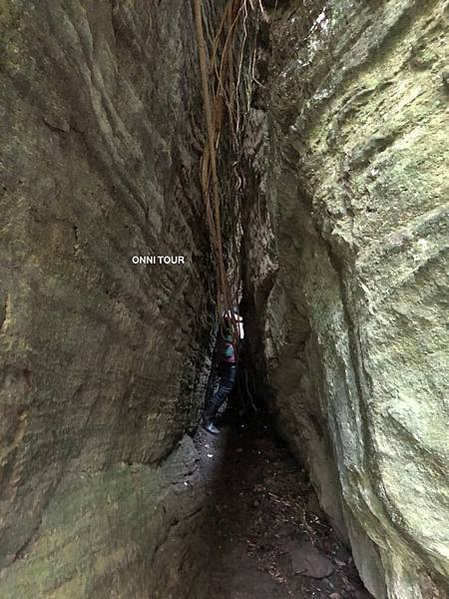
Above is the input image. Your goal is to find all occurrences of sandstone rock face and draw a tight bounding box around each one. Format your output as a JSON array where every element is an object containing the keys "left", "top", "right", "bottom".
[
  {"left": 0, "top": 1, "right": 219, "bottom": 595},
  {"left": 243, "top": 1, "right": 449, "bottom": 597}
]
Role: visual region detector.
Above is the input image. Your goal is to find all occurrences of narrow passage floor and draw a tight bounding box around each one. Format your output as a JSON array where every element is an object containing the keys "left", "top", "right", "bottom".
[{"left": 195, "top": 413, "right": 372, "bottom": 599}]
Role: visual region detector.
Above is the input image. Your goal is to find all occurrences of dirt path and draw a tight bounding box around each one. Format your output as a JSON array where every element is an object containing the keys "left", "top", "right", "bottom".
[{"left": 195, "top": 413, "right": 372, "bottom": 599}]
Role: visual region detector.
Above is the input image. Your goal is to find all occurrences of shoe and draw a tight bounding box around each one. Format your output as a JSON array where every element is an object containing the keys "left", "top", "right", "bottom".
[{"left": 203, "top": 421, "right": 220, "bottom": 435}]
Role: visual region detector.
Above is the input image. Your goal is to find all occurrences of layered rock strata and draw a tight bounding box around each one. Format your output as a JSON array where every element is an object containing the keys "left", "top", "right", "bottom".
[
  {"left": 0, "top": 1, "right": 220, "bottom": 595},
  {"left": 243, "top": 1, "right": 449, "bottom": 597}
]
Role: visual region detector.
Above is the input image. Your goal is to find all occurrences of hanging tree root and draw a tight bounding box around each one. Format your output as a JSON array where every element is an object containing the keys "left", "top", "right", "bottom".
[{"left": 193, "top": 0, "right": 265, "bottom": 342}]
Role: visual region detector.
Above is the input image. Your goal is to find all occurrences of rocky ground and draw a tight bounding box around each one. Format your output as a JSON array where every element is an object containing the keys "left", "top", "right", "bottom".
[{"left": 195, "top": 407, "right": 372, "bottom": 599}]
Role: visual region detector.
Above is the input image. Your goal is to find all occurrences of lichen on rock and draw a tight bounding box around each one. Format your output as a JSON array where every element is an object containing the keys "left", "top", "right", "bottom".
[{"left": 242, "top": 1, "right": 449, "bottom": 597}]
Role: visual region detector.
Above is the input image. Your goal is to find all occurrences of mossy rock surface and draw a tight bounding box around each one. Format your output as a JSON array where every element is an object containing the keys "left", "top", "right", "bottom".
[{"left": 241, "top": 1, "right": 449, "bottom": 597}]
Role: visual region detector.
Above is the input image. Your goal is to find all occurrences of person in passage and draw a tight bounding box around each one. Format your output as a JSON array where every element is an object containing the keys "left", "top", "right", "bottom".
[{"left": 203, "top": 312, "right": 242, "bottom": 434}]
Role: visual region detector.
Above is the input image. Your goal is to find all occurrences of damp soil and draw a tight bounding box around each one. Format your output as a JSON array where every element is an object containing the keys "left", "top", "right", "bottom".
[{"left": 194, "top": 410, "right": 373, "bottom": 599}]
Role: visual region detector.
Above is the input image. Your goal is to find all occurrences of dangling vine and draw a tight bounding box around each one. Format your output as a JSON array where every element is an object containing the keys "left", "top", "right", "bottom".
[{"left": 193, "top": 0, "right": 265, "bottom": 339}]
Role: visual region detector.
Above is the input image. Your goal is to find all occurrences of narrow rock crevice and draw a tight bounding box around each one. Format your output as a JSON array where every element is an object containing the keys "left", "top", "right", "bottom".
[
  {"left": 0, "top": 1, "right": 448, "bottom": 598},
  {"left": 196, "top": 404, "right": 373, "bottom": 599}
]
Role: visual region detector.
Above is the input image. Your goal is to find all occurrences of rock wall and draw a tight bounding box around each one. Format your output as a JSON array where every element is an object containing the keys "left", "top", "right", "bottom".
[
  {"left": 0, "top": 1, "right": 221, "bottom": 596},
  {"left": 243, "top": 1, "right": 449, "bottom": 597}
]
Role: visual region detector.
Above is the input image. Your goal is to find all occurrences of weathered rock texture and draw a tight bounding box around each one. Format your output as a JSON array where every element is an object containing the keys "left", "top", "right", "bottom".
[
  {"left": 243, "top": 1, "right": 449, "bottom": 597},
  {"left": 2, "top": 0, "right": 449, "bottom": 597},
  {"left": 0, "top": 1, "right": 221, "bottom": 596}
]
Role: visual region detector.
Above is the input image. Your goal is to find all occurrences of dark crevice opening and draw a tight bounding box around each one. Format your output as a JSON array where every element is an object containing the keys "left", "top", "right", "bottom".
[{"left": 196, "top": 348, "right": 373, "bottom": 598}]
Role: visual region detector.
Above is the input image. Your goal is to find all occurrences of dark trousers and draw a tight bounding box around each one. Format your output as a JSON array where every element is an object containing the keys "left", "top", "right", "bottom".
[{"left": 204, "top": 363, "right": 237, "bottom": 423}]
